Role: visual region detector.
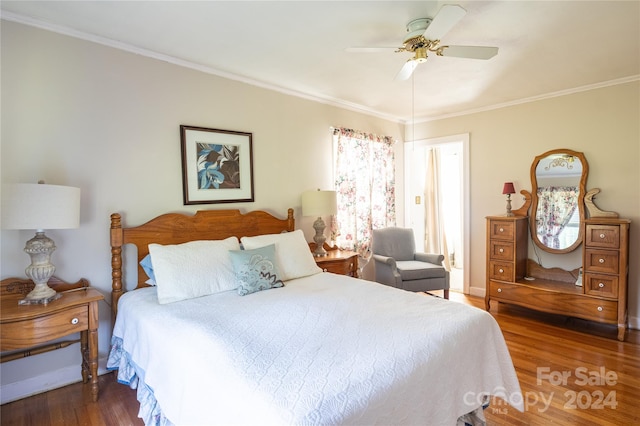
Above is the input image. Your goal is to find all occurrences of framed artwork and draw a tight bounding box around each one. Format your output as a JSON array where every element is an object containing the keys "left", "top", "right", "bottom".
[{"left": 180, "top": 125, "right": 254, "bottom": 205}]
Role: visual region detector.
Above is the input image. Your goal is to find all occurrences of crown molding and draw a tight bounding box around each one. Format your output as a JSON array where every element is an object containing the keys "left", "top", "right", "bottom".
[{"left": 413, "top": 75, "right": 640, "bottom": 124}]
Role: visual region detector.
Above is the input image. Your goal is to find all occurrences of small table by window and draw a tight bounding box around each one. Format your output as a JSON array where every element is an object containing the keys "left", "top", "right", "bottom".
[{"left": 310, "top": 243, "right": 359, "bottom": 277}]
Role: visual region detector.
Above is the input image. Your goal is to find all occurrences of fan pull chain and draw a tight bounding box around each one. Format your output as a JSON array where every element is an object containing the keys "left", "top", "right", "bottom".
[{"left": 411, "top": 72, "right": 415, "bottom": 145}]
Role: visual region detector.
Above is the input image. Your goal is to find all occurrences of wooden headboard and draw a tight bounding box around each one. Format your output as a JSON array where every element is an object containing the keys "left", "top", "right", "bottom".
[{"left": 110, "top": 208, "right": 294, "bottom": 319}]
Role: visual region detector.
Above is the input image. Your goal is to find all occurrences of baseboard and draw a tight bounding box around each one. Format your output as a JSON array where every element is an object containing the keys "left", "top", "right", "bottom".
[
  {"left": 0, "top": 356, "right": 109, "bottom": 404},
  {"left": 469, "top": 286, "right": 485, "bottom": 298},
  {"left": 629, "top": 315, "right": 639, "bottom": 331}
]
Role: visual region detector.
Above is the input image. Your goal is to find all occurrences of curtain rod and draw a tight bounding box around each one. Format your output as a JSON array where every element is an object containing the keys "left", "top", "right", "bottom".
[{"left": 329, "top": 126, "right": 396, "bottom": 144}]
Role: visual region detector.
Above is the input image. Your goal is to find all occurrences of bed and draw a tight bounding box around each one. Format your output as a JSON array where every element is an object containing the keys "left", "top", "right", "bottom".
[{"left": 107, "top": 208, "right": 523, "bottom": 425}]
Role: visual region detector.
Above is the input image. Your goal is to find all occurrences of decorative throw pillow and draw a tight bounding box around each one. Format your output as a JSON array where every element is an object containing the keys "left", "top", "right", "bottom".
[
  {"left": 240, "top": 229, "right": 321, "bottom": 281},
  {"left": 148, "top": 237, "right": 240, "bottom": 304},
  {"left": 140, "top": 254, "right": 156, "bottom": 285},
  {"left": 229, "top": 244, "right": 284, "bottom": 296}
]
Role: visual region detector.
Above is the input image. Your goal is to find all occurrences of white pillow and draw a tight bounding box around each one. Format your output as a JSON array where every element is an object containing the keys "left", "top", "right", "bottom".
[
  {"left": 148, "top": 237, "right": 240, "bottom": 304},
  {"left": 241, "top": 230, "right": 321, "bottom": 281}
]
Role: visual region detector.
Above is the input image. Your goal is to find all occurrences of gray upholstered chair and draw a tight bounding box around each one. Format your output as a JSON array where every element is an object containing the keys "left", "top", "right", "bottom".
[{"left": 372, "top": 227, "right": 449, "bottom": 298}]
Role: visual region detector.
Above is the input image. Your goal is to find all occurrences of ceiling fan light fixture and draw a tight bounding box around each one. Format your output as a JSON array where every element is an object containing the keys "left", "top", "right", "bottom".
[{"left": 414, "top": 47, "right": 428, "bottom": 63}]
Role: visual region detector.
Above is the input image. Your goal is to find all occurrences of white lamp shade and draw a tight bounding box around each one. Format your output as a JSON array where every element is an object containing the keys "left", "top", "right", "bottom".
[
  {"left": 1, "top": 183, "right": 81, "bottom": 230},
  {"left": 301, "top": 190, "right": 337, "bottom": 217}
]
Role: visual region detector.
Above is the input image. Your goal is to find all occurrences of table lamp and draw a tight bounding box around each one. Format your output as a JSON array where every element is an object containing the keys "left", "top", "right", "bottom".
[
  {"left": 1, "top": 182, "right": 81, "bottom": 305},
  {"left": 301, "top": 189, "right": 337, "bottom": 257},
  {"left": 502, "top": 182, "right": 516, "bottom": 217}
]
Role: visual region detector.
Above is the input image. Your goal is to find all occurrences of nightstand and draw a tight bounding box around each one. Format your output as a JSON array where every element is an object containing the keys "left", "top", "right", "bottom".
[
  {"left": 0, "top": 277, "right": 104, "bottom": 401},
  {"left": 310, "top": 243, "right": 359, "bottom": 277}
]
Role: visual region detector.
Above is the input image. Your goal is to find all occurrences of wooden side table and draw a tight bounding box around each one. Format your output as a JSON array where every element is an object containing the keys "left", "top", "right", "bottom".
[
  {"left": 0, "top": 277, "right": 104, "bottom": 401},
  {"left": 310, "top": 243, "right": 359, "bottom": 277}
]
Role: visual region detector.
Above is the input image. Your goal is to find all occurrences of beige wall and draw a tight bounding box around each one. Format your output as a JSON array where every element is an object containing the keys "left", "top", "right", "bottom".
[
  {"left": 408, "top": 81, "right": 640, "bottom": 326},
  {"left": 0, "top": 21, "right": 403, "bottom": 401}
]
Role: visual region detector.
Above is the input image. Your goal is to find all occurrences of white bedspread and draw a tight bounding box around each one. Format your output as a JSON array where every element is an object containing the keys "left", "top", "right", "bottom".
[{"left": 108, "top": 273, "right": 522, "bottom": 425}]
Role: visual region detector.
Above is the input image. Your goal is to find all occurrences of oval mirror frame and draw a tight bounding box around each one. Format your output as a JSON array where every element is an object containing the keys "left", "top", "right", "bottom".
[{"left": 530, "top": 149, "right": 588, "bottom": 254}]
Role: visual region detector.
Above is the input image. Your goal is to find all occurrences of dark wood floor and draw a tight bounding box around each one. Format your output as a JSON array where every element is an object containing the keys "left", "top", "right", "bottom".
[{"left": 2, "top": 292, "right": 638, "bottom": 425}]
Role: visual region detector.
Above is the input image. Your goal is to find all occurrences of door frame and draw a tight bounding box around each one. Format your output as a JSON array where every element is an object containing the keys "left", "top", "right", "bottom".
[{"left": 404, "top": 133, "right": 470, "bottom": 294}]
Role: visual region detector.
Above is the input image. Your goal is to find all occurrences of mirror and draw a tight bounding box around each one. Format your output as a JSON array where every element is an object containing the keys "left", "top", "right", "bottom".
[{"left": 530, "top": 149, "right": 588, "bottom": 253}]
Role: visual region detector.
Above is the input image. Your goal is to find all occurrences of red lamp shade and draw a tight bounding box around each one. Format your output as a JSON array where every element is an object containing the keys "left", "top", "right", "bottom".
[{"left": 502, "top": 182, "right": 516, "bottom": 195}]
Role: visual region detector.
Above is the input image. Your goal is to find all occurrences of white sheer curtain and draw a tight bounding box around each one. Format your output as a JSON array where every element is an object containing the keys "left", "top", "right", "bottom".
[
  {"left": 331, "top": 127, "right": 396, "bottom": 259},
  {"left": 424, "top": 147, "right": 451, "bottom": 271}
]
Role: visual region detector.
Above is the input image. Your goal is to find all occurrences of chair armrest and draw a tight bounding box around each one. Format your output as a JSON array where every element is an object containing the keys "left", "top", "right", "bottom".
[
  {"left": 372, "top": 254, "right": 402, "bottom": 287},
  {"left": 372, "top": 254, "right": 397, "bottom": 269},
  {"left": 414, "top": 252, "right": 445, "bottom": 265}
]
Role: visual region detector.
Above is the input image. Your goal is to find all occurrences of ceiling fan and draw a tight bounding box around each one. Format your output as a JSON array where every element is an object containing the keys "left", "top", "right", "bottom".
[{"left": 347, "top": 4, "right": 498, "bottom": 81}]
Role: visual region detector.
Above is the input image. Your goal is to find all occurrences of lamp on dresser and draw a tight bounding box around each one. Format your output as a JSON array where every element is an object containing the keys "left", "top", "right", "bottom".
[
  {"left": 502, "top": 182, "right": 516, "bottom": 216},
  {"left": 1, "top": 182, "right": 81, "bottom": 305},
  {"left": 301, "top": 189, "right": 337, "bottom": 257}
]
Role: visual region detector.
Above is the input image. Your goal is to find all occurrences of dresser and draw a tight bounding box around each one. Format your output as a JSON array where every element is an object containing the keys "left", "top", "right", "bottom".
[
  {"left": 485, "top": 216, "right": 630, "bottom": 341},
  {"left": 0, "top": 277, "right": 104, "bottom": 401}
]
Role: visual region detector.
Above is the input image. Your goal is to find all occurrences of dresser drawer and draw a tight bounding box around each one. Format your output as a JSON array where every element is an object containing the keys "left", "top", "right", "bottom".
[
  {"left": 585, "top": 225, "right": 620, "bottom": 249},
  {"left": 584, "top": 249, "right": 619, "bottom": 274},
  {"left": 489, "top": 220, "right": 515, "bottom": 240},
  {"left": 1, "top": 305, "right": 88, "bottom": 351},
  {"left": 489, "top": 240, "right": 514, "bottom": 261},
  {"left": 584, "top": 273, "right": 619, "bottom": 299},
  {"left": 488, "top": 261, "right": 514, "bottom": 282},
  {"left": 489, "top": 281, "right": 617, "bottom": 323}
]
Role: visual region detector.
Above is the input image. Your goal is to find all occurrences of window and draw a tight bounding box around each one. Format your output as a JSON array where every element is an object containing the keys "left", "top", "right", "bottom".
[{"left": 331, "top": 127, "right": 396, "bottom": 257}]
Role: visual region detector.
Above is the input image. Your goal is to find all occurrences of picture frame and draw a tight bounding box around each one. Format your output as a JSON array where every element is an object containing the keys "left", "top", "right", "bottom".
[{"left": 180, "top": 125, "right": 254, "bottom": 205}]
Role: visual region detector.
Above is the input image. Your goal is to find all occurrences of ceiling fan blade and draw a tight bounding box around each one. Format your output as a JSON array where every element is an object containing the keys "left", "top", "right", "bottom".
[
  {"left": 423, "top": 4, "right": 466, "bottom": 40},
  {"left": 395, "top": 60, "right": 418, "bottom": 81},
  {"left": 439, "top": 45, "right": 499, "bottom": 60},
  {"left": 345, "top": 47, "right": 399, "bottom": 53}
]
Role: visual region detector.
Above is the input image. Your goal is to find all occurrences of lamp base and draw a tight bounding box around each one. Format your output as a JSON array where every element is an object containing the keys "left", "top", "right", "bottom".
[
  {"left": 312, "top": 216, "right": 328, "bottom": 257},
  {"left": 19, "top": 230, "right": 60, "bottom": 305},
  {"left": 19, "top": 289, "right": 61, "bottom": 305},
  {"left": 505, "top": 195, "right": 514, "bottom": 217}
]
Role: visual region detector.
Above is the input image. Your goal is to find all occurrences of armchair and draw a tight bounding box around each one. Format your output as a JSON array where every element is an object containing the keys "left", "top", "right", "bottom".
[{"left": 372, "top": 227, "right": 449, "bottom": 298}]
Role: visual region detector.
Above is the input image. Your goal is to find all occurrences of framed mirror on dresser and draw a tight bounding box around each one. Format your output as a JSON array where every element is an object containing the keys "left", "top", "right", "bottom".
[{"left": 485, "top": 149, "right": 631, "bottom": 341}]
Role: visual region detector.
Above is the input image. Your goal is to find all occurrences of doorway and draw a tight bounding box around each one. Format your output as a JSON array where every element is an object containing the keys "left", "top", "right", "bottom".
[{"left": 404, "top": 134, "right": 469, "bottom": 294}]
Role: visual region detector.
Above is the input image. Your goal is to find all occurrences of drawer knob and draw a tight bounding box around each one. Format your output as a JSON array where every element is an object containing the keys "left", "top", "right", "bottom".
[
  {"left": 499, "top": 228, "right": 504, "bottom": 233},
  {"left": 599, "top": 258, "right": 605, "bottom": 264},
  {"left": 497, "top": 288, "right": 502, "bottom": 293},
  {"left": 599, "top": 282, "right": 605, "bottom": 288},
  {"left": 597, "top": 306, "right": 603, "bottom": 312},
  {"left": 71, "top": 317, "right": 79, "bottom": 325},
  {"left": 499, "top": 248, "right": 504, "bottom": 253},
  {"left": 498, "top": 268, "right": 504, "bottom": 273},
  {"left": 599, "top": 233, "right": 606, "bottom": 239}
]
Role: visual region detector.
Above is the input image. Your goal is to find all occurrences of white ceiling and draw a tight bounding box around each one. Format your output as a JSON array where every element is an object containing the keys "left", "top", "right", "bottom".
[{"left": 2, "top": 1, "right": 639, "bottom": 123}]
